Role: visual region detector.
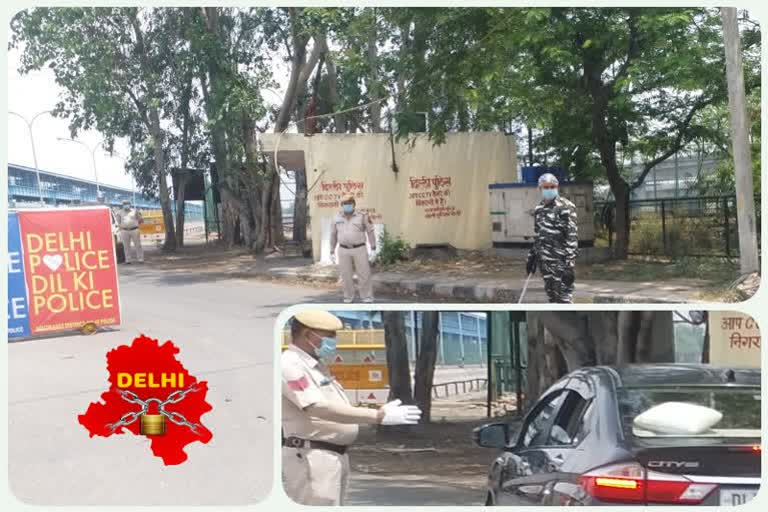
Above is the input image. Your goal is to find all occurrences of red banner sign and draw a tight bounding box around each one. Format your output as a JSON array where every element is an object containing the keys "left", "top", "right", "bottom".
[{"left": 18, "top": 207, "right": 121, "bottom": 334}]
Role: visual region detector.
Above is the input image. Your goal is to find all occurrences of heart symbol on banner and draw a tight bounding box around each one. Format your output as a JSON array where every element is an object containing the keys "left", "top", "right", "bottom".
[{"left": 43, "top": 254, "right": 64, "bottom": 271}]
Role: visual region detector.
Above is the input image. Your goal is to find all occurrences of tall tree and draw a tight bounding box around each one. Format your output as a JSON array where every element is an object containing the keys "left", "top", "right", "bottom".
[
  {"left": 11, "top": 7, "right": 182, "bottom": 249},
  {"left": 721, "top": 7, "right": 759, "bottom": 274},
  {"left": 400, "top": 8, "right": 745, "bottom": 257}
]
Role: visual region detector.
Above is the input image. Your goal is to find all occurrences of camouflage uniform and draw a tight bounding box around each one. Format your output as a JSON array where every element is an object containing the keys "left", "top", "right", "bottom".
[{"left": 529, "top": 195, "right": 579, "bottom": 303}]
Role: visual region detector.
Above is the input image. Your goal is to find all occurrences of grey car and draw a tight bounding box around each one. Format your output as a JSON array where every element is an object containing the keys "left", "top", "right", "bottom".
[{"left": 473, "top": 364, "right": 760, "bottom": 506}]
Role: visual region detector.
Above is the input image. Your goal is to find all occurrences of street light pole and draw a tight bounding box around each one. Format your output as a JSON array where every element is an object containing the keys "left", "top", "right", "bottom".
[
  {"left": 8, "top": 110, "right": 52, "bottom": 205},
  {"left": 57, "top": 137, "right": 103, "bottom": 201}
]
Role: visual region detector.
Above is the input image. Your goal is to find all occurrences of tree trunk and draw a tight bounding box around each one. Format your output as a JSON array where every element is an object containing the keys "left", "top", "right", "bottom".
[
  {"left": 175, "top": 72, "right": 194, "bottom": 248},
  {"left": 383, "top": 312, "right": 413, "bottom": 403},
  {"left": 367, "top": 8, "right": 383, "bottom": 132},
  {"left": 270, "top": 12, "right": 326, "bottom": 249},
  {"left": 612, "top": 182, "right": 631, "bottom": 258},
  {"left": 199, "top": 9, "right": 232, "bottom": 245},
  {"left": 585, "top": 52, "right": 631, "bottom": 259},
  {"left": 526, "top": 311, "right": 676, "bottom": 405},
  {"left": 722, "top": 7, "right": 760, "bottom": 274},
  {"left": 219, "top": 186, "right": 242, "bottom": 247},
  {"left": 413, "top": 311, "right": 439, "bottom": 422},
  {"left": 150, "top": 108, "right": 176, "bottom": 251},
  {"left": 274, "top": 10, "right": 326, "bottom": 134},
  {"left": 292, "top": 169, "right": 308, "bottom": 241},
  {"left": 324, "top": 56, "right": 345, "bottom": 132},
  {"left": 242, "top": 111, "right": 266, "bottom": 251},
  {"left": 270, "top": 176, "right": 284, "bottom": 246},
  {"left": 525, "top": 313, "right": 564, "bottom": 413}
]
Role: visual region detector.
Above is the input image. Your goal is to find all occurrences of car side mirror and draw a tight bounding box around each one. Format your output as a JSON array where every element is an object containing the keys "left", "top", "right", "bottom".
[{"left": 473, "top": 423, "right": 516, "bottom": 449}]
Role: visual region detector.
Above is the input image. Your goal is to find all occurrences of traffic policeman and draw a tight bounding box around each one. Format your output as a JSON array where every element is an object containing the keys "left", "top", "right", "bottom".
[
  {"left": 115, "top": 199, "right": 144, "bottom": 264},
  {"left": 526, "top": 173, "right": 579, "bottom": 303},
  {"left": 282, "top": 311, "right": 421, "bottom": 505},
  {"left": 330, "top": 197, "right": 377, "bottom": 303}
]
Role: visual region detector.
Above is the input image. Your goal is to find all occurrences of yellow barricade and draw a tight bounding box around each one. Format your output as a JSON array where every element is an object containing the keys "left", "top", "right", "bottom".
[{"left": 139, "top": 215, "right": 165, "bottom": 236}]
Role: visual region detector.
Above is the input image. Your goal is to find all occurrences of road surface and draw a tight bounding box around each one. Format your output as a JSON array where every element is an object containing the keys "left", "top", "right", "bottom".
[
  {"left": 347, "top": 474, "right": 482, "bottom": 505},
  {"left": 8, "top": 265, "right": 332, "bottom": 505}
]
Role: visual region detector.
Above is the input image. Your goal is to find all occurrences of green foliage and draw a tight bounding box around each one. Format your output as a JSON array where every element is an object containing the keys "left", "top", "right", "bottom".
[
  {"left": 376, "top": 228, "right": 411, "bottom": 265},
  {"left": 9, "top": 7, "right": 762, "bottom": 255},
  {"left": 694, "top": 86, "right": 761, "bottom": 196}
]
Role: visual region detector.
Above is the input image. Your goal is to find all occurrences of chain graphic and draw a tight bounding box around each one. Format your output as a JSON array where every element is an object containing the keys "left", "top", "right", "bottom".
[{"left": 106, "top": 384, "right": 202, "bottom": 434}]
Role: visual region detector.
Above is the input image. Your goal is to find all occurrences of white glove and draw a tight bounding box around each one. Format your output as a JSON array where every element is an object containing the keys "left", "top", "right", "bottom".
[
  {"left": 380, "top": 399, "right": 422, "bottom": 425},
  {"left": 368, "top": 251, "right": 376, "bottom": 263},
  {"left": 330, "top": 252, "right": 337, "bottom": 265}
]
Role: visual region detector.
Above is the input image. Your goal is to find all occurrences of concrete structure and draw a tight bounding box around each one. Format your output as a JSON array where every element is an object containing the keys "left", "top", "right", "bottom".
[{"left": 260, "top": 133, "right": 518, "bottom": 262}]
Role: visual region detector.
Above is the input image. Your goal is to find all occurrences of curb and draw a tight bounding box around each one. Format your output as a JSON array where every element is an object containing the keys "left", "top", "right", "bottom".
[{"left": 241, "top": 267, "right": 697, "bottom": 304}]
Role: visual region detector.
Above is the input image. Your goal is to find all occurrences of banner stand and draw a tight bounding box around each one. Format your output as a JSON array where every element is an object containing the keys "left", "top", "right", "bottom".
[{"left": 7, "top": 206, "right": 122, "bottom": 341}]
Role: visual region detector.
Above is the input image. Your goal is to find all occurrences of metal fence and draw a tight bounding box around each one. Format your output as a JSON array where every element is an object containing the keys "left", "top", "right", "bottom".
[
  {"left": 595, "top": 195, "right": 762, "bottom": 258},
  {"left": 492, "top": 359, "right": 527, "bottom": 397}
]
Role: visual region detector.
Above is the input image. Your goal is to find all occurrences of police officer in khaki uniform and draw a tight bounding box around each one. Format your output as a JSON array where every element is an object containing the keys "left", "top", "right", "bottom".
[
  {"left": 282, "top": 311, "right": 421, "bottom": 505},
  {"left": 115, "top": 199, "right": 144, "bottom": 264},
  {"left": 330, "top": 198, "right": 376, "bottom": 303}
]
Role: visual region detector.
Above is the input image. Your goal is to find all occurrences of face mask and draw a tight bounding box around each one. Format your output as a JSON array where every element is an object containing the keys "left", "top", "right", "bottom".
[
  {"left": 310, "top": 332, "right": 337, "bottom": 360},
  {"left": 342, "top": 204, "right": 355, "bottom": 214},
  {"left": 541, "top": 189, "right": 558, "bottom": 201}
]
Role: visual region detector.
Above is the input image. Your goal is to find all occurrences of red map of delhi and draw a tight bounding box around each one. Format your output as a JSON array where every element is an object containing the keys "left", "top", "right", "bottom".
[{"left": 78, "top": 335, "right": 213, "bottom": 465}]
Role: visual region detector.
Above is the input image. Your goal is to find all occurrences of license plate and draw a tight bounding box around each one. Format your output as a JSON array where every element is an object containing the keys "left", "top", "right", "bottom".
[{"left": 720, "top": 488, "right": 758, "bottom": 506}]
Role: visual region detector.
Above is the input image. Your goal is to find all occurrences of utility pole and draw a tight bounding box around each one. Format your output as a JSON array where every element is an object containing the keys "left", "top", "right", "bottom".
[
  {"left": 8, "top": 110, "right": 51, "bottom": 205},
  {"left": 721, "top": 8, "right": 759, "bottom": 274}
]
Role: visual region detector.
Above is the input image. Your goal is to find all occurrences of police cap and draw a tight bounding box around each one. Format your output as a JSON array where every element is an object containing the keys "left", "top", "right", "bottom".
[
  {"left": 293, "top": 311, "right": 343, "bottom": 332},
  {"left": 538, "top": 173, "right": 559, "bottom": 186}
]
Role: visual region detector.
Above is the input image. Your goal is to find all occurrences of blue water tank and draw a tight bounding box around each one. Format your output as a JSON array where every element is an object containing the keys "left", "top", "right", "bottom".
[{"left": 521, "top": 166, "right": 539, "bottom": 184}]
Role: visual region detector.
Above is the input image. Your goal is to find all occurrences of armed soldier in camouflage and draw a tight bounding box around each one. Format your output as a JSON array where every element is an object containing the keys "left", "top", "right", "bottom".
[{"left": 526, "top": 173, "right": 579, "bottom": 303}]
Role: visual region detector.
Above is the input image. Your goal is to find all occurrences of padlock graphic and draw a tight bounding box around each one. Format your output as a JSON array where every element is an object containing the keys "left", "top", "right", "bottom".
[{"left": 140, "top": 413, "right": 166, "bottom": 435}]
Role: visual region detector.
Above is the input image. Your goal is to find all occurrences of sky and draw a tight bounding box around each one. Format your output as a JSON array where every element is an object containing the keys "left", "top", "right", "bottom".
[
  {"left": 6, "top": 44, "right": 294, "bottom": 194},
  {"left": 7, "top": 47, "right": 137, "bottom": 189}
]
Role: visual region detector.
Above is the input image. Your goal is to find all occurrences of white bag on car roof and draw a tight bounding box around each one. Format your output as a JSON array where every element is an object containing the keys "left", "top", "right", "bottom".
[{"left": 633, "top": 402, "right": 722, "bottom": 435}]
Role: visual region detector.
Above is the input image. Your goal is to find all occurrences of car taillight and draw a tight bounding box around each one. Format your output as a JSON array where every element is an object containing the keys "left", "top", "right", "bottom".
[
  {"left": 581, "top": 463, "right": 717, "bottom": 504},
  {"left": 727, "top": 444, "right": 761, "bottom": 453}
]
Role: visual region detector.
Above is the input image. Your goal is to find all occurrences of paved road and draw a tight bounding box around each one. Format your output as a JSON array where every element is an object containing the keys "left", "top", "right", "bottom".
[
  {"left": 8, "top": 265, "right": 333, "bottom": 506},
  {"left": 347, "top": 473, "right": 483, "bottom": 506}
]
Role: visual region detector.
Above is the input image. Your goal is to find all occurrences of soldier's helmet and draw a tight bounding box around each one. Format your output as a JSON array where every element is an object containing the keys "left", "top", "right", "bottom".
[{"left": 538, "top": 173, "right": 559, "bottom": 186}]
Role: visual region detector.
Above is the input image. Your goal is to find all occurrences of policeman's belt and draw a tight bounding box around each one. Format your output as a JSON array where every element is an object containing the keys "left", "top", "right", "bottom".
[
  {"left": 121, "top": 227, "right": 139, "bottom": 231},
  {"left": 282, "top": 436, "right": 348, "bottom": 455},
  {"left": 339, "top": 243, "right": 365, "bottom": 249}
]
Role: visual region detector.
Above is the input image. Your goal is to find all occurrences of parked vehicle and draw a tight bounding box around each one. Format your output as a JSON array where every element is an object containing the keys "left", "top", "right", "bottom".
[{"left": 473, "top": 364, "right": 760, "bottom": 506}]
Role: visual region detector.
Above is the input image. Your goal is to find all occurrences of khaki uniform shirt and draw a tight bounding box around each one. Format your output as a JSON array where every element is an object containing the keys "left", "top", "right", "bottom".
[
  {"left": 282, "top": 345, "right": 359, "bottom": 446},
  {"left": 115, "top": 208, "right": 142, "bottom": 230},
  {"left": 330, "top": 211, "right": 374, "bottom": 248}
]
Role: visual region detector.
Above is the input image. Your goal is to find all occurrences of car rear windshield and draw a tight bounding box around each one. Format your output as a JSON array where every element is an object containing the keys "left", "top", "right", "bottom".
[{"left": 618, "top": 387, "right": 760, "bottom": 441}]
